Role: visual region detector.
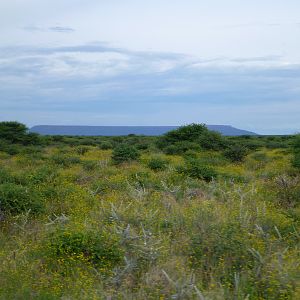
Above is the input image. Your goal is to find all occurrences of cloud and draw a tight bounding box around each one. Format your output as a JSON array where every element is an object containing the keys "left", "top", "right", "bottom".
[
  {"left": 0, "top": 43, "right": 299, "bottom": 133},
  {"left": 23, "top": 25, "right": 75, "bottom": 33},
  {"left": 49, "top": 26, "right": 75, "bottom": 33}
]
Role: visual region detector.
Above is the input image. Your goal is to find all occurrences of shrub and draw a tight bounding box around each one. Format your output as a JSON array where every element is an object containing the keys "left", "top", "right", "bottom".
[
  {"left": 147, "top": 157, "right": 169, "bottom": 171},
  {"left": 99, "top": 141, "right": 113, "bottom": 150},
  {"left": 158, "top": 123, "right": 225, "bottom": 153},
  {"left": 112, "top": 144, "right": 140, "bottom": 164},
  {"left": 190, "top": 222, "right": 254, "bottom": 285},
  {"left": 223, "top": 145, "right": 248, "bottom": 162},
  {"left": 80, "top": 138, "right": 97, "bottom": 146},
  {"left": 177, "top": 159, "right": 218, "bottom": 182},
  {"left": 136, "top": 142, "right": 149, "bottom": 150},
  {"left": 164, "top": 141, "right": 201, "bottom": 155},
  {"left": 292, "top": 153, "right": 300, "bottom": 169},
  {"left": 47, "top": 229, "right": 123, "bottom": 271},
  {"left": 0, "top": 121, "right": 28, "bottom": 143},
  {"left": 0, "top": 121, "right": 40, "bottom": 145},
  {"left": 0, "top": 183, "right": 44, "bottom": 214},
  {"left": 0, "top": 141, "right": 21, "bottom": 155},
  {"left": 0, "top": 168, "right": 15, "bottom": 184},
  {"left": 27, "top": 166, "right": 58, "bottom": 185},
  {"left": 75, "top": 146, "right": 89, "bottom": 155},
  {"left": 272, "top": 175, "right": 300, "bottom": 208},
  {"left": 82, "top": 160, "right": 98, "bottom": 171},
  {"left": 163, "top": 145, "right": 180, "bottom": 155},
  {"left": 183, "top": 150, "right": 198, "bottom": 159},
  {"left": 51, "top": 154, "right": 81, "bottom": 167},
  {"left": 292, "top": 134, "right": 300, "bottom": 169}
]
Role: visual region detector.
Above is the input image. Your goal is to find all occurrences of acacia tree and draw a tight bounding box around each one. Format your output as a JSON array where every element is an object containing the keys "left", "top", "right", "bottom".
[
  {"left": 0, "top": 121, "right": 39, "bottom": 145},
  {"left": 157, "top": 123, "right": 225, "bottom": 154}
]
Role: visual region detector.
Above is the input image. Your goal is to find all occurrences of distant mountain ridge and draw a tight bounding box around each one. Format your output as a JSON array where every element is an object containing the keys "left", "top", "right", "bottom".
[{"left": 30, "top": 125, "right": 258, "bottom": 136}]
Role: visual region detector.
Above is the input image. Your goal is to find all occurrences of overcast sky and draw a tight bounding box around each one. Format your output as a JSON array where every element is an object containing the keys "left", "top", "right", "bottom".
[{"left": 0, "top": 0, "right": 300, "bottom": 134}]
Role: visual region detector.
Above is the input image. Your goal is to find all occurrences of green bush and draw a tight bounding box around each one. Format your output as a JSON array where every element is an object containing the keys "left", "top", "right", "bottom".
[
  {"left": 0, "top": 141, "right": 21, "bottom": 155},
  {"left": 27, "top": 166, "right": 58, "bottom": 185},
  {"left": 51, "top": 154, "right": 81, "bottom": 167},
  {"left": 0, "top": 121, "right": 40, "bottom": 145},
  {"left": 177, "top": 159, "right": 218, "bottom": 182},
  {"left": 292, "top": 153, "right": 300, "bottom": 169},
  {"left": 0, "top": 168, "right": 15, "bottom": 184},
  {"left": 0, "top": 183, "right": 44, "bottom": 214},
  {"left": 223, "top": 145, "right": 248, "bottom": 162},
  {"left": 99, "top": 141, "right": 113, "bottom": 150},
  {"left": 163, "top": 141, "right": 201, "bottom": 155},
  {"left": 75, "top": 146, "right": 89, "bottom": 155},
  {"left": 82, "top": 160, "right": 98, "bottom": 171},
  {"left": 292, "top": 135, "right": 300, "bottom": 169},
  {"left": 147, "top": 157, "right": 169, "bottom": 171},
  {"left": 190, "top": 222, "right": 254, "bottom": 284},
  {"left": 47, "top": 229, "right": 123, "bottom": 270},
  {"left": 272, "top": 175, "right": 300, "bottom": 208},
  {"left": 158, "top": 124, "right": 225, "bottom": 153},
  {"left": 112, "top": 144, "right": 140, "bottom": 164}
]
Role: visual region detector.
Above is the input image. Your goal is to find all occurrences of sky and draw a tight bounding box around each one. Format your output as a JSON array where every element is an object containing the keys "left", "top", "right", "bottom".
[{"left": 0, "top": 0, "right": 300, "bottom": 134}]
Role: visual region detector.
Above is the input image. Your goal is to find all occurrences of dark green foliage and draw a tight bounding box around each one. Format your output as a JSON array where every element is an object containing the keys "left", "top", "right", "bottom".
[
  {"left": 82, "top": 160, "right": 98, "bottom": 171},
  {"left": 99, "top": 141, "right": 113, "bottom": 150},
  {"left": 0, "top": 121, "right": 40, "bottom": 145},
  {"left": 78, "top": 138, "right": 97, "bottom": 146},
  {"left": 51, "top": 135, "right": 65, "bottom": 142},
  {"left": 136, "top": 142, "right": 149, "bottom": 150},
  {"left": 0, "top": 183, "right": 44, "bottom": 214},
  {"left": 0, "top": 121, "right": 27, "bottom": 143},
  {"left": 163, "top": 145, "right": 180, "bottom": 155},
  {"left": 272, "top": 175, "right": 300, "bottom": 208},
  {"left": 21, "top": 132, "right": 40, "bottom": 145},
  {"left": 182, "top": 150, "right": 198, "bottom": 159},
  {"left": 27, "top": 166, "right": 58, "bottom": 185},
  {"left": 147, "top": 157, "right": 169, "bottom": 171},
  {"left": 0, "top": 168, "right": 15, "bottom": 184},
  {"left": 227, "top": 135, "right": 264, "bottom": 151},
  {"left": 75, "top": 146, "right": 89, "bottom": 155},
  {"left": 47, "top": 229, "right": 123, "bottom": 270},
  {"left": 112, "top": 144, "right": 140, "bottom": 164},
  {"left": 177, "top": 159, "right": 218, "bottom": 181},
  {"left": 51, "top": 154, "right": 81, "bottom": 167},
  {"left": 293, "top": 153, "right": 300, "bottom": 169},
  {"left": 0, "top": 140, "right": 21, "bottom": 155},
  {"left": 223, "top": 145, "right": 248, "bottom": 162},
  {"left": 164, "top": 141, "right": 201, "bottom": 155},
  {"left": 292, "top": 134, "right": 300, "bottom": 169},
  {"left": 158, "top": 123, "right": 225, "bottom": 154}
]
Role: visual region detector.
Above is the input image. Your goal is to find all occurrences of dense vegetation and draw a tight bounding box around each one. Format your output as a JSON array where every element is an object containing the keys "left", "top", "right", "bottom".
[{"left": 0, "top": 122, "right": 299, "bottom": 299}]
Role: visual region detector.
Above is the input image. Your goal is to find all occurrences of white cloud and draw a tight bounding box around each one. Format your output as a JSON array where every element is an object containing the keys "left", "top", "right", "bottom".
[{"left": 0, "top": 1, "right": 300, "bottom": 133}]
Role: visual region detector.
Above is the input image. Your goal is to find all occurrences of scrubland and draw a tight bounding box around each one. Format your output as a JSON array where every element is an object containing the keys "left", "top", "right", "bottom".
[{"left": 0, "top": 123, "right": 299, "bottom": 299}]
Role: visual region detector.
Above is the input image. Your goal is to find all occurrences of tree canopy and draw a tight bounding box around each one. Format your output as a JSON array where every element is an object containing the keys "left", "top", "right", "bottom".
[{"left": 0, "top": 121, "right": 39, "bottom": 145}]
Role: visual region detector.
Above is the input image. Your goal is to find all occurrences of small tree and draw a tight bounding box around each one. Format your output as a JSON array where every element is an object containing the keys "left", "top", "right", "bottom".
[
  {"left": 0, "top": 121, "right": 40, "bottom": 145},
  {"left": 0, "top": 121, "right": 28, "bottom": 143},
  {"left": 158, "top": 123, "right": 225, "bottom": 153},
  {"left": 112, "top": 144, "right": 140, "bottom": 164},
  {"left": 223, "top": 145, "right": 248, "bottom": 162},
  {"left": 177, "top": 158, "right": 218, "bottom": 182}
]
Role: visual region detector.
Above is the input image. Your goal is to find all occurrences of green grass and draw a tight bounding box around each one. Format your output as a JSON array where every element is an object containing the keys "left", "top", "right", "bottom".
[{"left": 0, "top": 139, "right": 299, "bottom": 299}]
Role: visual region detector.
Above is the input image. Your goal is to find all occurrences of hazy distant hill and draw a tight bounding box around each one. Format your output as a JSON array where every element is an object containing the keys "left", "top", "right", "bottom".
[{"left": 30, "top": 125, "right": 258, "bottom": 136}]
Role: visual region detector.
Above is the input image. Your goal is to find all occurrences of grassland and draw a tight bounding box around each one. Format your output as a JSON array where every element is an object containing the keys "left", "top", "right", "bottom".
[{"left": 0, "top": 126, "right": 299, "bottom": 299}]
